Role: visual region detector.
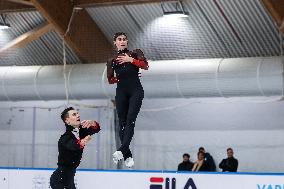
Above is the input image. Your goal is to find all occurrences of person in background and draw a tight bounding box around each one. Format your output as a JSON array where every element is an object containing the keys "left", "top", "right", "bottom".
[
  {"left": 219, "top": 148, "right": 238, "bottom": 172},
  {"left": 178, "top": 153, "right": 194, "bottom": 171},
  {"left": 198, "top": 147, "right": 216, "bottom": 171},
  {"left": 192, "top": 151, "right": 210, "bottom": 172}
]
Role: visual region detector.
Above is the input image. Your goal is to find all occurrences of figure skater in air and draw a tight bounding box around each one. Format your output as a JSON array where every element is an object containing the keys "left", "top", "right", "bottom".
[{"left": 106, "top": 32, "right": 149, "bottom": 168}]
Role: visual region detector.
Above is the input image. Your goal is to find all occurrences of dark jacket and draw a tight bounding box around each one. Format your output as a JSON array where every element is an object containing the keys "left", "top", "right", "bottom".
[
  {"left": 198, "top": 161, "right": 211, "bottom": 172},
  {"left": 204, "top": 152, "right": 216, "bottom": 171},
  {"left": 57, "top": 124, "right": 100, "bottom": 169},
  {"left": 192, "top": 160, "right": 211, "bottom": 172},
  {"left": 219, "top": 157, "right": 238, "bottom": 172},
  {"left": 178, "top": 161, "right": 194, "bottom": 171}
]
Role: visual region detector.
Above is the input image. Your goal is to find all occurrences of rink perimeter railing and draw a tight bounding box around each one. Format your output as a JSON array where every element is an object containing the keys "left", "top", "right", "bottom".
[{"left": 0, "top": 167, "right": 283, "bottom": 189}]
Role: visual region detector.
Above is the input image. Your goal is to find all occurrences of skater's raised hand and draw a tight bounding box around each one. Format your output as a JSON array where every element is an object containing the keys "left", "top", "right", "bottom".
[
  {"left": 81, "top": 120, "right": 99, "bottom": 129},
  {"left": 116, "top": 54, "right": 133, "bottom": 64}
]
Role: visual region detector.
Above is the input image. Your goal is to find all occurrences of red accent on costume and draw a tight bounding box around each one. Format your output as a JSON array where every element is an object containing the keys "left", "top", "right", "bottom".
[
  {"left": 90, "top": 122, "right": 101, "bottom": 132},
  {"left": 131, "top": 59, "right": 149, "bottom": 70},
  {"left": 77, "top": 139, "right": 84, "bottom": 149},
  {"left": 109, "top": 77, "right": 118, "bottom": 84}
]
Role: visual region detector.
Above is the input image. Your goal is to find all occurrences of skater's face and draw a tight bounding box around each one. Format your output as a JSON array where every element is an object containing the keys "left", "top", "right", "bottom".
[
  {"left": 65, "top": 110, "right": 81, "bottom": 127},
  {"left": 114, "top": 35, "right": 128, "bottom": 50}
]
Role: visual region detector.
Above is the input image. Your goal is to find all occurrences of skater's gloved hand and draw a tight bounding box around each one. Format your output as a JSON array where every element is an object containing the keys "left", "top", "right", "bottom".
[
  {"left": 81, "top": 120, "right": 99, "bottom": 129},
  {"left": 116, "top": 54, "right": 133, "bottom": 64}
]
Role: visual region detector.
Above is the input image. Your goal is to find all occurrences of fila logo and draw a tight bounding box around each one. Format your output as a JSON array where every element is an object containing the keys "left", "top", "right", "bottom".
[
  {"left": 149, "top": 177, "right": 175, "bottom": 189},
  {"left": 149, "top": 177, "right": 197, "bottom": 189}
]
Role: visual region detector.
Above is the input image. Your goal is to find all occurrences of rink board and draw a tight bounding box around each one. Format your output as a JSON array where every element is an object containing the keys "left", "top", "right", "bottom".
[{"left": 0, "top": 168, "right": 283, "bottom": 189}]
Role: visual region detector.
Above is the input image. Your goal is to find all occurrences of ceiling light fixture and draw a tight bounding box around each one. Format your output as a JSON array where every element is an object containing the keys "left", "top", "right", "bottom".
[
  {"left": 0, "top": 14, "right": 11, "bottom": 30},
  {"left": 161, "top": 0, "right": 189, "bottom": 18}
]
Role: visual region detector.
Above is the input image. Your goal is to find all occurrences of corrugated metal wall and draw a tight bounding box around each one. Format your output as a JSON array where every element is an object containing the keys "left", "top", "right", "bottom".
[
  {"left": 0, "top": 11, "right": 81, "bottom": 66},
  {"left": 0, "top": 0, "right": 283, "bottom": 66},
  {"left": 87, "top": 0, "right": 282, "bottom": 60}
]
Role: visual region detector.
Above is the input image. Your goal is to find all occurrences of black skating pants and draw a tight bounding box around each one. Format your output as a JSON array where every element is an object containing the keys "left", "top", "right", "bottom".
[
  {"left": 115, "top": 84, "right": 144, "bottom": 159},
  {"left": 50, "top": 167, "right": 76, "bottom": 189}
]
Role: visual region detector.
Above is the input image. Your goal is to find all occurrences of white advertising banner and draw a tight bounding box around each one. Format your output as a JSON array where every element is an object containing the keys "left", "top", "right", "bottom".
[{"left": 0, "top": 168, "right": 283, "bottom": 189}]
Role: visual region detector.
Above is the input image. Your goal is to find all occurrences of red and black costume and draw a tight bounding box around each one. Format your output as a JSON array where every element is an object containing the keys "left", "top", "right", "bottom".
[
  {"left": 50, "top": 124, "right": 100, "bottom": 189},
  {"left": 106, "top": 48, "right": 148, "bottom": 160}
]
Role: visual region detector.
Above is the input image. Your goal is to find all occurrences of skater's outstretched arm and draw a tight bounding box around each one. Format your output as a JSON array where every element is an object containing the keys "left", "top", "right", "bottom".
[{"left": 80, "top": 120, "right": 101, "bottom": 138}]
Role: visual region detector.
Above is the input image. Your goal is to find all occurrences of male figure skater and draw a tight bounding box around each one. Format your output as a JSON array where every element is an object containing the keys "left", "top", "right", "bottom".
[
  {"left": 50, "top": 107, "right": 100, "bottom": 189},
  {"left": 107, "top": 32, "right": 149, "bottom": 168}
]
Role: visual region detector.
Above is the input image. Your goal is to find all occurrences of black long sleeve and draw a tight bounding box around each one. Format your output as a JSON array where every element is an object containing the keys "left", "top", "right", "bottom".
[
  {"left": 219, "top": 158, "right": 238, "bottom": 172},
  {"left": 79, "top": 124, "right": 101, "bottom": 139},
  {"left": 205, "top": 153, "right": 216, "bottom": 171},
  {"left": 59, "top": 134, "right": 81, "bottom": 152},
  {"left": 57, "top": 132, "right": 83, "bottom": 169},
  {"left": 178, "top": 161, "right": 193, "bottom": 171},
  {"left": 106, "top": 58, "right": 117, "bottom": 84},
  {"left": 57, "top": 124, "right": 100, "bottom": 169}
]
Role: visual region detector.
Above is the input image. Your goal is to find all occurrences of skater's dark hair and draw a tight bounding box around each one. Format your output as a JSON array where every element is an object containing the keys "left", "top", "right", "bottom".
[
  {"left": 61, "top": 107, "right": 75, "bottom": 124},
  {"left": 113, "top": 32, "right": 127, "bottom": 41}
]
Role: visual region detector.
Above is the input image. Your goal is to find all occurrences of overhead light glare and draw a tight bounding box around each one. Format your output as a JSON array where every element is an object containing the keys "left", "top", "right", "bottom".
[
  {"left": 163, "top": 11, "right": 189, "bottom": 18},
  {"left": 0, "top": 23, "right": 11, "bottom": 30},
  {"left": 0, "top": 14, "right": 11, "bottom": 30}
]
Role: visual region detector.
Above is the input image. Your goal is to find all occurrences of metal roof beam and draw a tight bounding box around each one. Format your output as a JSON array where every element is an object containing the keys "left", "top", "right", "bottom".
[
  {"left": 0, "top": 22, "right": 52, "bottom": 55},
  {"left": 30, "top": 0, "right": 112, "bottom": 63},
  {"left": 262, "top": 0, "right": 284, "bottom": 34},
  {"left": 75, "top": 0, "right": 170, "bottom": 7},
  {"left": 7, "top": 0, "right": 33, "bottom": 6},
  {"left": 0, "top": 0, "right": 35, "bottom": 13}
]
